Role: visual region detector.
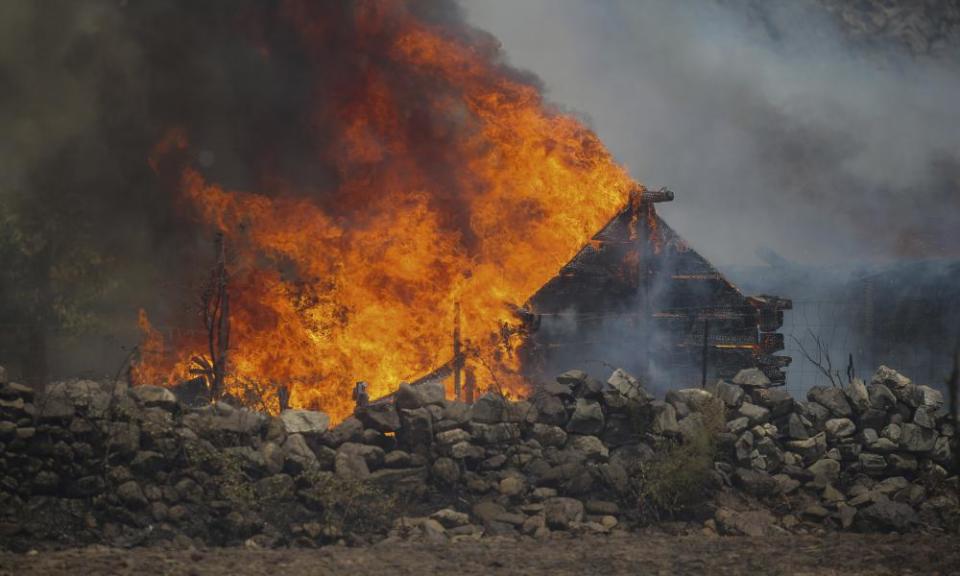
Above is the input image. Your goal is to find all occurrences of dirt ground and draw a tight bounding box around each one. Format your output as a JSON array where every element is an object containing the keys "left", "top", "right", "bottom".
[{"left": 2, "top": 533, "right": 959, "bottom": 576}]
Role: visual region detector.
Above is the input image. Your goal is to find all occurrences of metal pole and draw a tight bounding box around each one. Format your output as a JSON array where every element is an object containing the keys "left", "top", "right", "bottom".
[{"left": 701, "top": 319, "right": 709, "bottom": 388}]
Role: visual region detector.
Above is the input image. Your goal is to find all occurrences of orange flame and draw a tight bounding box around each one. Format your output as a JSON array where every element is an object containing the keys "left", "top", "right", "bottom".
[{"left": 136, "top": 1, "right": 639, "bottom": 422}]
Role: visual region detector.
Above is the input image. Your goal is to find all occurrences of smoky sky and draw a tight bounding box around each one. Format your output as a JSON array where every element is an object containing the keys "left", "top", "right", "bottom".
[{"left": 463, "top": 0, "right": 960, "bottom": 267}]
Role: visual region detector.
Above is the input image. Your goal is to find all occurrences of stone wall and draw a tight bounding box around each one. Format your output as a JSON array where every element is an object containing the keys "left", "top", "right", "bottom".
[{"left": 0, "top": 363, "right": 956, "bottom": 550}]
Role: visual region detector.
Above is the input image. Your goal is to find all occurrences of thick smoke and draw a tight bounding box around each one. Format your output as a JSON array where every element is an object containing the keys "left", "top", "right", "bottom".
[
  {"left": 464, "top": 0, "right": 960, "bottom": 267},
  {"left": 465, "top": 0, "right": 960, "bottom": 390}
]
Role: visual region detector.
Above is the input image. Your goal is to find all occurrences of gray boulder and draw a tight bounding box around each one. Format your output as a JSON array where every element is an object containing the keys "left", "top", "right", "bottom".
[
  {"left": 782, "top": 413, "right": 809, "bottom": 440},
  {"left": 544, "top": 497, "right": 584, "bottom": 529},
  {"left": 916, "top": 385, "right": 944, "bottom": 410},
  {"left": 471, "top": 393, "right": 505, "bottom": 423},
  {"left": 395, "top": 380, "right": 445, "bottom": 410},
  {"left": 733, "top": 468, "right": 779, "bottom": 497},
  {"left": 858, "top": 498, "right": 918, "bottom": 532},
  {"left": 649, "top": 401, "right": 679, "bottom": 435},
  {"left": 129, "top": 385, "right": 177, "bottom": 411},
  {"left": 557, "top": 370, "right": 589, "bottom": 387},
  {"left": 737, "top": 402, "right": 770, "bottom": 425},
  {"left": 606, "top": 369, "right": 652, "bottom": 402},
  {"left": 399, "top": 408, "right": 434, "bottom": 450},
  {"left": 567, "top": 434, "right": 608, "bottom": 461},
  {"left": 335, "top": 444, "right": 371, "bottom": 480},
  {"left": 807, "top": 386, "right": 852, "bottom": 418},
  {"left": 566, "top": 398, "right": 604, "bottom": 435},
  {"left": 732, "top": 368, "right": 771, "bottom": 388},
  {"left": 356, "top": 402, "right": 400, "bottom": 432},
  {"left": 806, "top": 457, "right": 840, "bottom": 488},
  {"left": 532, "top": 423, "right": 568, "bottom": 448},
  {"left": 279, "top": 409, "right": 330, "bottom": 436},
  {"left": 858, "top": 452, "right": 887, "bottom": 476},
  {"left": 751, "top": 388, "right": 793, "bottom": 418},
  {"left": 431, "top": 457, "right": 460, "bottom": 486},
  {"left": 712, "top": 381, "right": 745, "bottom": 408},
  {"left": 532, "top": 394, "right": 567, "bottom": 427},
  {"left": 867, "top": 383, "right": 897, "bottom": 411},
  {"left": 338, "top": 442, "right": 385, "bottom": 470},
  {"left": 912, "top": 407, "right": 936, "bottom": 429},
  {"left": 899, "top": 423, "right": 937, "bottom": 453},
  {"left": 825, "top": 418, "right": 856, "bottom": 439},
  {"left": 843, "top": 378, "right": 871, "bottom": 413},
  {"left": 786, "top": 432, "right": 827, "bottom": 463},
  {"left": 42, "top": 380, "right": 111, "bottom": 420},
  {"left": 666, "top": 388, "right": 716, "bottom": 413},
  {"left": 871, "top": 366, "right": 911, "bottom": 397}
]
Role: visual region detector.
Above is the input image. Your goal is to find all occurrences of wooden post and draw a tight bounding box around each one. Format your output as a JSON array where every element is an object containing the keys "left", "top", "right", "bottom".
[
  {"left": 465, "top": 366, "right": 476, "bottom": 404},
  {"left": 701, "top": 319, "right": 710, "bottom": 388},
  {"left": 209, "top": 233, "right": 230, "bottom": 400},
  {"left": 453, "top": 300, "right": 462, "bottom": 401}
]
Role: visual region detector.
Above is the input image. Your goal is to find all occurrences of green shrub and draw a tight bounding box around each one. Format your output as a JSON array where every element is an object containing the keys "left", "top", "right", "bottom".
[
  {"left": 298, "top": 471, "right": 397, "bottom": 539},
  {"left": 634, "top": 399, "right": 724, "bottom": 520}
]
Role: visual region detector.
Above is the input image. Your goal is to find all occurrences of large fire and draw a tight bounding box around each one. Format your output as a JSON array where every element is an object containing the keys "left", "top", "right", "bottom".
[{"left": 136, "top": 0, "right": 640, "bottom": 422}]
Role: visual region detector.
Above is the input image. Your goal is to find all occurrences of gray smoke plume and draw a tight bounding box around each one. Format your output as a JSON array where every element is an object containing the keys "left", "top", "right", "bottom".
[{"left": 464, "top": 0, "right": 960, "bottom": 267}]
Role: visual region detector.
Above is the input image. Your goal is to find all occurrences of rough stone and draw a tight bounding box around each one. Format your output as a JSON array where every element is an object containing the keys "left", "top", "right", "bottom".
[
  {"left": 117, "top": 480, "right": 148, "bottom": 509},
  {"left": 825, "top": 418, "right": 856, "bottom": 439},
  {"left": 568, "top": 434, "right": 609, "bottom": 461},
  {"left": 715, "top": 508, "right": 776, "bottom": 536},
  {"left": 499, "top": 476, "right": 527, "bottom": 497},
  {"left": 532, "top": 423, "right": 568, "bottom": 448},
  {"left": 398, "top": 408, "right": 433, "bottom": 450},
  {"left": 279, "top": 409, "right": 330, "bottom": 436},
  {"left": 867, "top": 383, "right": 898, "bottom": 411},
  {"left": 566, "top": 398, "right": 604, "bottom": 436},
  {"left": 606, "top": 369, "right": 652, "bottom": 402},
  {"left": 782, "top": 413, "right": 809, "bottom": 440},
  {"left": 738, "top": 402, "right": 770, "bottom": 426},
  {"left": 436, "top": 428, "right": 472, "bottom": 446},
  {"left": 356, "top": 402, "right": 400, "bottom": 433},
  {"left": 649, "top": 401, "right": 679, "bottom": 435},
  {"left": 843, "top": 378, "right": 871, "bottom": 413},
  {"left": 807, "top": 386, "right": 852, "bottom": 418},
  {"left": 858, "top": 498, "right": 918, "bottom": 532},
  {"left": 338, "top": 442, "right": 385, "bottom": 471},
  {"left": 282, "top": 433, "right": 318, "bottom": 472},
  {"left": 871, "top": 366, "right": 912, "bottom": 399},
  {"left": 732, "top": 368, "right": 771, "bottom": 388},
  {"left": 129, "top": 385, "right": 178, "bottom": 411},
  {"left": 899, "top": 423, "right": 937, "bottom": 453},
  {"left": 912, "top": 407, "right": 936, "bottom": 429},
  {"left": 431, "top": 457, "right": 460, "bottom": 486},
  {"left": 471, "top": 393, "right": 506, "bottom": 424},
  {"left": 544, "top": 497, "right": 584, "bottom": 530},
  {"left": 666, "top": 388, "right": 716, "bottom": 413},
  {"left": 395, "top": 381, "right": 445, "bottom": 410},
  {"left": 712, "top": 380, "right": 745, "bottom": 408},
  {"left": 734, "top": 468, "right": 779, "bottom": 497},
  {"left": 431, "top": 508, "right": 470, "bottom": 529},
  {"left": 531, "top": 394, "right": 567, "bottom": 427},
  {"left": 751, "top": 388, "right": 793, "bottom": 418},
  {"left": 726, "top": 416, "right": 750, "bottom": 435},
  {"left": 916, "top": 385, "right": 944, "bottom": 410}
]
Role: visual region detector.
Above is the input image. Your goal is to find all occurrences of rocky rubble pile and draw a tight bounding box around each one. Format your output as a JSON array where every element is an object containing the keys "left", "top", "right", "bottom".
[{"left": 0, "top": 363, "right": 957, "bottom": 550}]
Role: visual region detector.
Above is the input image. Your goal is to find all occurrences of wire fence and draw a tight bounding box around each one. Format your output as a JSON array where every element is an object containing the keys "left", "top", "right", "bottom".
[{"left": 783, "top": 298, "right": 957, "bottom": 397}]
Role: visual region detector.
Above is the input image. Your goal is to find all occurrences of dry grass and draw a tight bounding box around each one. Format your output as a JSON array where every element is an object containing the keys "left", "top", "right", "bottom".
[{"left": 633, "top": 398, "right": 725, "bottom": 521}]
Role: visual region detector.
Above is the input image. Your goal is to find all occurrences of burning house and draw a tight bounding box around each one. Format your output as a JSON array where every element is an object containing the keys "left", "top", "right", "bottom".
[
  {"left": 520, "top": 188, "right": 792, "bottom": 391},
  {"left": 125, "top": 2, "right": 795, "bottom": 420}
]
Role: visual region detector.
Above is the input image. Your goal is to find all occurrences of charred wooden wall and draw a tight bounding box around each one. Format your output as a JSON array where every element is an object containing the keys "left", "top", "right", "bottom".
[{"left": 522, "top": 192, "right": 791, "bottom": 389}]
